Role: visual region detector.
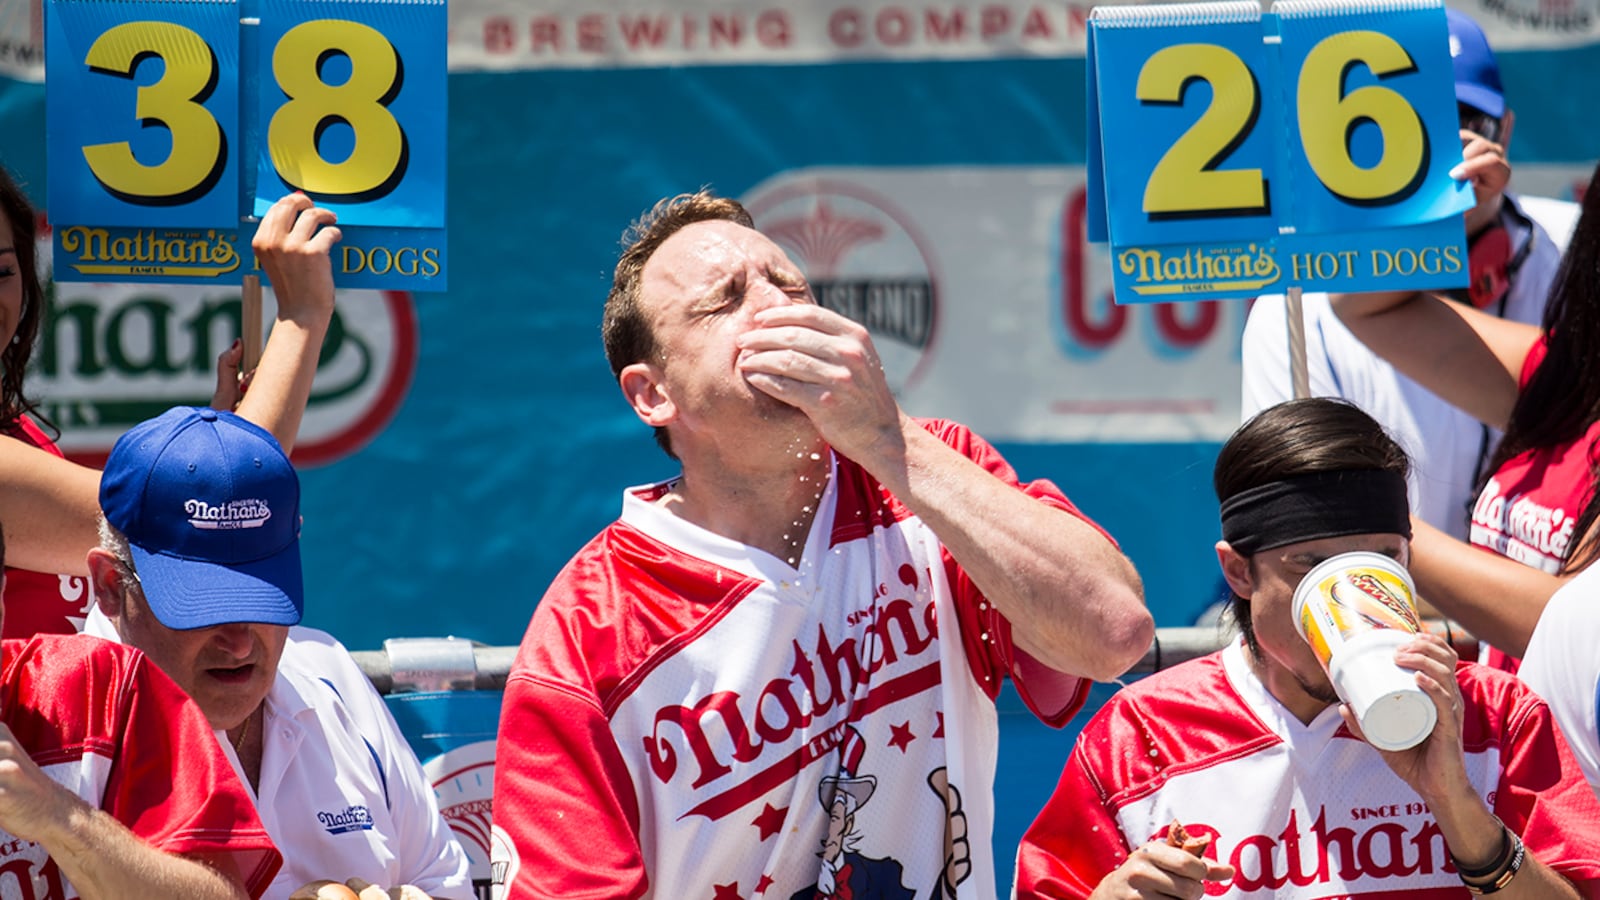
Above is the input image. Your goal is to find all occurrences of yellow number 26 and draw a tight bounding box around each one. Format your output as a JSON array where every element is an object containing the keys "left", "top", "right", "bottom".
[{"left": 1138, "top": 30, "right": 1427, "bottom": 218}]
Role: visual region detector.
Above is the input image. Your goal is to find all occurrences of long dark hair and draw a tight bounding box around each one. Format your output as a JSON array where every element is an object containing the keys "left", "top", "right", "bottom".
[
  {"left": 1214, "top": 399, "right": 1410, "bottom": 655},
  {"left": 1485, "top": 160, "right": 1600, "bottom": 573},
  {"left": 0, "top": 166, "right": 46, "bottom": 432}
]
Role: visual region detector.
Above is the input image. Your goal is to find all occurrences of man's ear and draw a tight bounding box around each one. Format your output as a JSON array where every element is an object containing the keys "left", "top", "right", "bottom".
[
  {"left": 1500, "top": 107, "right": 1515, "bottom": 151},
  {"left": 620, "top": 362, "right": 675, "bottom": 429},
  {"left": 1216, "top": 540, "right": 1255, "bottom": 599},
  {"left": 86, "top": 549, "right": 128, "bottom": 618}
]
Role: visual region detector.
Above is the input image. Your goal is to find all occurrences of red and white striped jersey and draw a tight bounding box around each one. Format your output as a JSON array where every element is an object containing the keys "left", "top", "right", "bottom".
[
  {"left": 0, "top": 633, "right": 281, "bottom": 899},
  {"left": 492, "top": 419, "right": 1102, "bottom": 899},
  {"left": 1015, "top": 640, "right": 1600, "bottom": 899}
]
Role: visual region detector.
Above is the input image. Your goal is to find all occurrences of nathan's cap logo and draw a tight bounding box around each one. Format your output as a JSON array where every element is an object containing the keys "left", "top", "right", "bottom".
[{"left": 184, "top": 498, "right": 272, "bottom": 530}]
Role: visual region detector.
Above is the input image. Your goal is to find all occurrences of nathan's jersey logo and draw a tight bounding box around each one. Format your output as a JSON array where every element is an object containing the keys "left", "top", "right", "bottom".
[
  {"left": 1172, "top": 807, "right": 1458, "bottom": 896},
  {"left": 745, "top": 177, "right": 940, "bottom": 393},
  {"left": 32, "top": 216, "right": 417, "bottom": 469},
  {"left": 317, "top": 804, "right": 375, "bottom": 835}
]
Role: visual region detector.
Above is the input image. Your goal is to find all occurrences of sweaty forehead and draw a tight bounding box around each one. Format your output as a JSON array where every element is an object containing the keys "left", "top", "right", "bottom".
[{"left": 642, "top": 220, "right": 793, "bottom": 293}]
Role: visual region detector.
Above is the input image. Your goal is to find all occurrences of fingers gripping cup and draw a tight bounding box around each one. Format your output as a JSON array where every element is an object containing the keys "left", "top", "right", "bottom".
[{"left": 1292, "top": 552, "right": 1437, "bottom": 751}]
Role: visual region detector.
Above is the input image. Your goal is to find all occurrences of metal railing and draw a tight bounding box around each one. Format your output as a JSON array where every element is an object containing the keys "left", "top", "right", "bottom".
[{"left": 351, "top": 621, "right": 1479, "bottom": 695}]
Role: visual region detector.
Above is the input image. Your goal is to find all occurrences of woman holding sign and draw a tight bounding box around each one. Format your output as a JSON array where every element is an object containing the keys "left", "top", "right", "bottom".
[
  {"left": 0, "top": 166, "right": 340, "bottom": 638},
  {"left": 1330, "top": 157, "right": 1600, "bottom": 666}
]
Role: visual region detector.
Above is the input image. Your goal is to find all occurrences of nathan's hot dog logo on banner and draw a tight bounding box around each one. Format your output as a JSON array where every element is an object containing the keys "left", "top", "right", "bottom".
[
  {"left": 44, "top": 0, "right": 447, "bottom": 290},
  {"left": 1085, "top": 0, "right": 1473, "bottom": 302}
]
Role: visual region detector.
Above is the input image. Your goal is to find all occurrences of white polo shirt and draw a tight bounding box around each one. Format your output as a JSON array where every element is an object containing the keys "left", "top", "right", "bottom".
[{"left": 86, "top": 608, "right": 472, "bottom": 900}]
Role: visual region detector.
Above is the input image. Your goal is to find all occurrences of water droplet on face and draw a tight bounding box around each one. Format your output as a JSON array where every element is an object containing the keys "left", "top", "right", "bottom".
[{"left": 810, "top": 452, "right": 821, "bottom": 460}]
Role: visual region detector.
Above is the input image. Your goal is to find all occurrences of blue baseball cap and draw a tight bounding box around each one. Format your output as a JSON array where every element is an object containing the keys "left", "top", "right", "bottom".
[
  {"left": 100, "top": 406, "right": 303, "bottom": 630},
  {"left": 1448, "top": 8, "right": 1505, "bottom": 118}
]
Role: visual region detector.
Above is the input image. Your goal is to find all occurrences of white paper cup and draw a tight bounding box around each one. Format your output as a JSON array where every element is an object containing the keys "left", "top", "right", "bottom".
[{"left": 1292, "top": 551, "right": 1437, "bottom": 751}]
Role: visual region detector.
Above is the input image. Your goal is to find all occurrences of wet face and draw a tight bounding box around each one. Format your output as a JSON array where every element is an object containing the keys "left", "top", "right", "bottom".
[
  {"left": 1225, "top": 533, "right": 1409, "bottom": 712},
  {"left": 0, "top": 215, "right": 21, "bottom": 348},
  {"left": 116, "top": 580, "right": 287, "bottom": 731},
  {"left": 632, "top": 220, "right": 817, "bottom": 445}
]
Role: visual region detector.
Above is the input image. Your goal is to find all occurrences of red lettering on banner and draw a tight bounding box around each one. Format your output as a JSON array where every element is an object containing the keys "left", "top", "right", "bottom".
[
  {"left": 530, "top": 17, "right": 560, "bottom": 53},
  {"left": 1022, "top": 6, "right": 1053, "bottom": 37},
  {"left": 981, "top": 5, "right": 1012, "bottom": 38},
  {"left": 830, "top": 9, "right": 865, "bottom": 47},
  {"left": 926, "top": 8, "right": 967, "bottom": 40},
  {"left": 484, "top": 17, "right": 514, "bottom": 54},
  {"left": 1153, "top": 301, "right": 1219, "bottom": 348},
  {"left": 878, "top": 7, "right": 914, "bottom": 45},
  {"left": 757, "top": 11, "right": 792, "bottom": 48},
  {"left": 578, "top": 14, "right": 606, "bottom": 52},
  {"left": 644, "top": 596, "right": 938, "bottom": 790},
  {"left": 710, "top": 14, "right": 742, "bottom": 48},
  {"left": 474, "top": 6, "right": 1099, "bottom": 59},
  {"left": 1061, "top": 188, "right": 1127, "bottom": 350},
  {"left": 619, "top": 15, "right": 668, "bottom": 50}
]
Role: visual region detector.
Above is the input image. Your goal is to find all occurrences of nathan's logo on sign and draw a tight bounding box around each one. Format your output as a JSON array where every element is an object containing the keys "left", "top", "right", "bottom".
[
  {"left": 745, "top": 178, "right": 939, "bottom": 392},
  {"left": 57, "top": 226, "right": 242, "bottom": 280},
  {"left": 1115, "top": 243, "right": 1280, "bottom": 298},
  {"left": 31, "top": 220, "right": 417, "bottom": 468},
  {"left": 185, "top": 498, "right": 272, "bottom": 530}
]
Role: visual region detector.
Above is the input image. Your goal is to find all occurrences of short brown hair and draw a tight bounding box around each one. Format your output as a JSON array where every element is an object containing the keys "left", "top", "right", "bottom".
[{"left": 602, "top": 191, "right": 754, "bottom": 457}]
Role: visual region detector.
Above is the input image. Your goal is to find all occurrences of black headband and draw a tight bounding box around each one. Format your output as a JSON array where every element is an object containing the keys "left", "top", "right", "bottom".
[{"left": 1220, "top": 470, "right": 1411, "bottom": 555}]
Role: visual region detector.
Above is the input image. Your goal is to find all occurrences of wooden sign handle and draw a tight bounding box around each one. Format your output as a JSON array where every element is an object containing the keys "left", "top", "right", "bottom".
[{"left": 241, "top": 275, "right": 263, "bottom": 374}]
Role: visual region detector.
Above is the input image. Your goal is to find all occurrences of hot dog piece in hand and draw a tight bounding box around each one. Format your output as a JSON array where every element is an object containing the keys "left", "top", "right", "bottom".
[{"left": 1166, "top": 819, "right": 1212, "bottom": 858}]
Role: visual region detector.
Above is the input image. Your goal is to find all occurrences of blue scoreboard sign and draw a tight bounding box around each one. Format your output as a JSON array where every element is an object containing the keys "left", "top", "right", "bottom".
[
  {"left": 45, "top": 0, "right": 446, "bottom": 290},
  {"left": 1086, "top": 0, "right": 1473, "bottom": 302}
]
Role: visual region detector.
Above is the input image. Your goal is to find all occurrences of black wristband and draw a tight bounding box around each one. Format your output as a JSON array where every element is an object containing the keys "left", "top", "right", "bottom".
[
  {"left": 1464, "top": 831, "right": 1525, "bottom": 895},
  {"left": 1453, "top": 817, "right": 1511, "bottom": 879}
]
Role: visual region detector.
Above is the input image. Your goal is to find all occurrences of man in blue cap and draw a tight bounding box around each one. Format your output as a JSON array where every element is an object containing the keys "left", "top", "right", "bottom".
[
  {"left": 1240, "top": 7, "right": 1581, "bottom": 545},
  {"left": 81, "top": 405, "right": 472, "bottom": 900}
]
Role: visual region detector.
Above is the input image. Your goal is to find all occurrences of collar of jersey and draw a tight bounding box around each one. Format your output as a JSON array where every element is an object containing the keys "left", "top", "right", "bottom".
[
  {"left": 1222, "top": 638, "right": 1348, "bottom": 748},
  {"left": 618, "top": 453, "right": 841, "bottom": 586}
]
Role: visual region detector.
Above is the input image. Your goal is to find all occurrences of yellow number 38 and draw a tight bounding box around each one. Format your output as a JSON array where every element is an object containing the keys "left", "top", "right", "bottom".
[{"left": 80, "top": 18, "right": 405, "bottom": 204}]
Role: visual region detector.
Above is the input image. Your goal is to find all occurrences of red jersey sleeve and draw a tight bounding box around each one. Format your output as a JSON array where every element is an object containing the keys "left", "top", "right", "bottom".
[
  {"left": 1014, "top": 733, "right": 1134, "bottom": 898},
  {"left": 492, "top": 670, "right": 647, "bottom": 900},
  {"left": 108, "top": 649, "right": 282, "bottom": 896},
  {"left": 919, "top": 419, "right": 1109, "bottom": 726},
  {"left": 1489, "top": 683, "right": 1600, "bottom": 894}
]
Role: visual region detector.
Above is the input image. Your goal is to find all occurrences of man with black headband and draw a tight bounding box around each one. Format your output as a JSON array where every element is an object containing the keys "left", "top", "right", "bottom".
[{"left": 1015, "top": 399, "right": 1600, "bottom": 899}]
